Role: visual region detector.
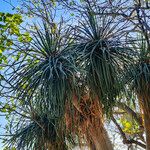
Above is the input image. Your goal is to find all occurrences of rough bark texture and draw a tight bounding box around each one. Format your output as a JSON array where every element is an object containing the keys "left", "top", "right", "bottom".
[
  {"left": 65, "top": 94, "right": 114, "bottom": 150},
  {"left": 143, "top": 109, "right": 150, "bottom": 150},
  {"left": 44, "top": 140, "right": 67, "bottom": 150},
  {"left": 142, "top": 97, "right": 150, "bottom": 150},
  {"left": 88, "top": 122, "right": 113, "bottom": 150},
  {"left": 138, "top": 95, "right": 150, "bottom": 150}
]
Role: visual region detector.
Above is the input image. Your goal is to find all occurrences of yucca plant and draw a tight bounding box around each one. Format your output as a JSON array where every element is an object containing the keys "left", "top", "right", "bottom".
[
  {"left": 126, "top": 37, "right": 150, "bottom": 150},
  {"left": 2, "top": 2, "right": 133, "bottom": 149},
  {"left": 70, "top": 4, "right": 132, "bottom": 150},
  {"left": 5, "top": 20, "right": 79, "bottom": 149},
  {"left": 6, "top": 107, "right": 68, "bottom": 150}
]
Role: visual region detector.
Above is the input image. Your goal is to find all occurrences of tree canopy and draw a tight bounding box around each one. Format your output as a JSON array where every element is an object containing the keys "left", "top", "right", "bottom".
[{"left": 0, "top": 0, "right": 150, "bottom": 150}]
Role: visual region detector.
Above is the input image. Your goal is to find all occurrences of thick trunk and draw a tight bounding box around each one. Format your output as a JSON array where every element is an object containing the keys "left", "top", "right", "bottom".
[
  {"left": 138, "top": 95, "right": 150, "bottom": 150},
  {"left": 45, "top": 141, "right": 67, "bottom": 150},
  {"left": 144, "top": 111, "right": 150, "bottom": 150},
  {"left": 67, "top": 94, "right": 114, "bottom": 150},
  {"left": 88, "top": 122, "right": 113, "bottom": 150},
  {"left": 142, "top": 97, "right": 150, "bottom": 150},
  {"left": 88, "top": 96, "right": 113, "bottom": 150}
]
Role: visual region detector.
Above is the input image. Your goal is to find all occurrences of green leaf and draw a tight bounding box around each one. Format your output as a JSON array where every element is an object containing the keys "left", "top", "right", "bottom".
[
  {"left": 70, "top": 13, "right": 74, "bottom": 16},
  {"left": 0, "top": 49, "right": 2, "bottom": 54}
]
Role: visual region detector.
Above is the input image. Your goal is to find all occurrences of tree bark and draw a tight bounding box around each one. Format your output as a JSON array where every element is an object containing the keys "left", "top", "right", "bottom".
[
  {"left": 143, "top": 100, "right": 150, "bottom": 150},
  {"left": 68, "top": 94, "right": 114, "bottom": 150},
  {"left": 138, "top": 95, "right": 150, "bottom": 150},
  {"left": 143, "top": 110, "right": 150, "bottom": 150},
  {"left": 88, "top": 122, "right": 114, "bottom": 150},
  {"left": 45, "top": 141, "right": 67, "bottom": 150}
]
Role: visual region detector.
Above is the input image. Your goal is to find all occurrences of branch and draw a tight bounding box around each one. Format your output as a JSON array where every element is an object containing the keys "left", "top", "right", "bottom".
[
  {"left": 135, "top": 6, "right": 150, "bottom": 49},
  {"left": 112, "top": 115, "right": 146, "bottom": 149},
  {"left": 117, "top": 102, "right": 143, "bottom": 127}
]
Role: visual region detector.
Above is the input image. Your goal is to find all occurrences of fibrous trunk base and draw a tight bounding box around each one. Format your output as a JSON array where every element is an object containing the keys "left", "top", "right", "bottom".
[{"left": 65, "top": 94, "right": 113, "bottom": 150}]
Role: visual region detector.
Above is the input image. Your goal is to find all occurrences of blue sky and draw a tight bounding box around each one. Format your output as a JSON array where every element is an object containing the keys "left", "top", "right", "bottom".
[
  {"left": 0, "top": 0, "right": 19, "bottom": 13},
  {"left": 0, "top": 1, "right": 132, "bottom": 150},
  {"left": 0, "top": 1, "right": 20, "bottom": 149}
]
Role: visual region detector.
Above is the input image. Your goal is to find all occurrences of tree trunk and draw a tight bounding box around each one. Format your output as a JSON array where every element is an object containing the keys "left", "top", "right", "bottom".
[
  {"left": 142, "top": 97, "right": 150, "bottom": 150},
  {"left": 88, "top": 121, "right": 114, "bottom": 150},
  {"left": 45, "top": 141, "right": 67, "bottom": 150},
  {"left": 67, "top": 94, "right": 114, "bottom": 150},
  {"left": 89, "top": 96, "right": 113, "bottom": 150},
  {"left": 143, "top": 109, "right": 150, "bottom": 150},
  {"left": 138, "top": 95, "right": 150, "bottom": 150}
]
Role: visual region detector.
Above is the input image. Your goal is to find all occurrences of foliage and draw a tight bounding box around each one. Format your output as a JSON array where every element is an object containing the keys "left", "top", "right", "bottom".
[
  {"left": 1, "top": 0, "right": 150, "bottom": 150},
  {"left": 119, "top": 114, "right": 141, "bottom": 135},
  {"left": 0, "top": 12, "right": 31, "bottom": 68},
  {"left": 73, "top": 7, "right": 132, "bottom": 114},
  {"left": 1, "top": 20, "right": 78, "bottom": 149}
]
